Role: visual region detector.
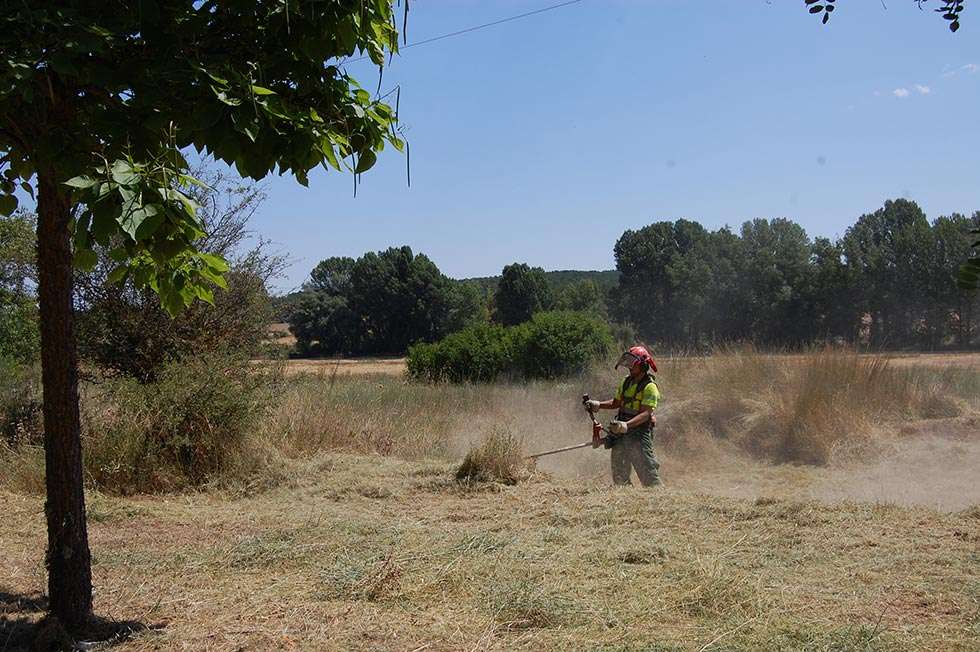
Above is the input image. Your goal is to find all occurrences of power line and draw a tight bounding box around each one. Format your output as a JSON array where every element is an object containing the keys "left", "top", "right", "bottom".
[
  {"left": 351, "top": 0, "right": 585, "bottom": 62},
  {"left": 403, "top": 0, "right": 584, "bottom": 50}
]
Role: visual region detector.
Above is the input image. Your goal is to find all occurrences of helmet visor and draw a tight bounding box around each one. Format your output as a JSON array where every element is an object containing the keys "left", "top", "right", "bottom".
[{"left": 615, "top": 351, "right": 642, "bottom": 369}]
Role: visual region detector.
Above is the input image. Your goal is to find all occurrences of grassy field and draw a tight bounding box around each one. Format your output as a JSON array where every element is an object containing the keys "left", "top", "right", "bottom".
[{"left": 2, "top": 350, "right": 979, "bottom": 650}]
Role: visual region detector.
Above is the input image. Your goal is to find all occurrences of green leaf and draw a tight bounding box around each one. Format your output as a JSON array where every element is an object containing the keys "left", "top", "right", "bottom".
[
  {"left": 322, "top": 141, "right": 341, "bottom": 171},
  {"left": 199, "top": 266, "right": 229, "bottom": 289},
  {"left": 0, "top": 194, "right": 17, "bottom": 216},
  {"left": 120, "top": 206, "right": 147, "bottom": 238},
  {"left": 108, "top": 246, "right": 130, "bottom": 263},
  {"left": 20, "top": 182, "right": 34, "bottom": 199},
  {"left": 91, "top": 202, "right": 120, "bottom": 244},
  {"left": 179, "top": 284, "right": 196, "bottom": 306},
  {"left": 74, "top": 248, "right": 98, "bottom": 271},
  {"left": 65, "top": 175, "right": 98, "bottom": 189},
  {"left": 161, "top": 288, "right": 185, "bottom": 317},
  {"left": 134, "top": 209, "right": 165, "bottom": 240},
  {"left": 107, "top": 267, "right": 128, "bottom": 284},
  {"left": 195, "top": 284, "right": 215, "bottom": 305},
  {"left": 251, "top": 85, "right": 276, "bottom": 95},
  {"left": 112, "top": 160, "right": 139, "bottom": 185},
  {"left": 200, "top": 252, "right": 230, "bottom": 273},
  {"left": 74, "top": 216, "right": 91, "bottom": 249},
  {"left": 355, "top": 149, "right": 377, "bottom": 173}
]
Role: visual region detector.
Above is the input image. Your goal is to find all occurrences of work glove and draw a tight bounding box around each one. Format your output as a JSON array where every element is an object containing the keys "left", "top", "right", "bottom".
[
  {"left": 609, "top": 420, "right": 629, "bottom": 435},
  {"left": 584, "top": 399, "right": 601, "bottom": 412}
]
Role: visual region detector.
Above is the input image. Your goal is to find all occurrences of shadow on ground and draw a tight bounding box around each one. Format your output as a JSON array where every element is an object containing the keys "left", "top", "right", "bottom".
[{"left": 1, "top": 589, "right": 159, "bottom": 652}]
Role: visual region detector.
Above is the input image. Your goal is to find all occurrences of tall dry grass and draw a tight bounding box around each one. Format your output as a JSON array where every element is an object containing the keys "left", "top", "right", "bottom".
[
  {"left": 1, "top": 347, "right": 976, "bottom": 494},
  {"left": 660, "top": 346, "right": 966, "bottom": 465}
]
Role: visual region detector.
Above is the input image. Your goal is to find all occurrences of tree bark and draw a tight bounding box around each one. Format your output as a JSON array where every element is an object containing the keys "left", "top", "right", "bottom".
[{"left": 36, "top": 170, "right": 92, "bottom": 630}]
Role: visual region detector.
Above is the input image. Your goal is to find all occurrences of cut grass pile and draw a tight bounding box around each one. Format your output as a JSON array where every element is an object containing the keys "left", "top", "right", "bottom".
[
  {"left": 455, "top": 429, "right": 534, "bottom": 485},
  {"left": 2, "top": 454, "right": 978, "bottom": 651}
]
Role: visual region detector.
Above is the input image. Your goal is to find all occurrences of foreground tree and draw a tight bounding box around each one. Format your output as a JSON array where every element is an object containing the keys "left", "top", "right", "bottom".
[
  {"left": 75, "top": 168, "right": 286, "bottom": 381},
  {"left": 1, "top": 1, "right": 401, "bottom": 632}
]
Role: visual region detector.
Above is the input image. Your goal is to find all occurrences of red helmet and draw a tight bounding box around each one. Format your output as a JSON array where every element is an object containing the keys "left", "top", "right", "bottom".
[{"left": 615, "top": 345, "right": 657, "bottom": 373}]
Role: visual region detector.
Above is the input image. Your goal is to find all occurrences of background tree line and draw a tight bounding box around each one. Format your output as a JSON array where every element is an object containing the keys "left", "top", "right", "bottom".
[
  {"left": 287, "top": 198, "right": 980, "bottom": 356},
  {"left": 612, "top": 199, "right": 980, "bottom": 350}
]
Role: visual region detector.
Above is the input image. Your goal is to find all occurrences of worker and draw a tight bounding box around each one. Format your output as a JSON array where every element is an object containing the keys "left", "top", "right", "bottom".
[{"left": 584, "top": 346, "right": 661, "bottom": 486}]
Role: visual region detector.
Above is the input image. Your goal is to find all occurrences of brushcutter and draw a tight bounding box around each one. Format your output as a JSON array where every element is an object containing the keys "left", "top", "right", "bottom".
[{"left": 527, "top": 394, "right": 614, "bottom": 459}]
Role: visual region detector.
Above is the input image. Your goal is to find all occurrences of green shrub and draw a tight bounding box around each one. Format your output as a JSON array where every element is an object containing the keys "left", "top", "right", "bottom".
[
  {"left": 0, "top": 296, "right": 40, "bottom": 363},
  {"left": 407, "top": 311, "right": 613, "bottom": 383},
  {"left": 0, "top": 357, "right": 42, "bottom": 447},
  {"left": 514, "top": 311, "right": 613, "bottom": 380},
  {"left": 407, "top": 322, "right": 515, "bottom": 382},
  {"left": 82, "top": 353, "right": 280, "bottom": 493}
]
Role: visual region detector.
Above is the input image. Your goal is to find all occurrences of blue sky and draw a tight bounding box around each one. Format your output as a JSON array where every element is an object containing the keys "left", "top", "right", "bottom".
[{"left": 247, "top": 1, "right": 980, "bottom": 292}]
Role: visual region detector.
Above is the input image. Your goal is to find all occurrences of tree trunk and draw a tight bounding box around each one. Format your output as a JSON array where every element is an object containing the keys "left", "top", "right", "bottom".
[{"left": 36, "top": 171, "right": 92, "bottom": 630}]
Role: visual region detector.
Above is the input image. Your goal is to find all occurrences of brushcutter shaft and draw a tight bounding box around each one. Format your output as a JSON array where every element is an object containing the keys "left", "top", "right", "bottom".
[
  {"left": 526, "top": 393, "right": 613, "bottom": 459},
  {"left": 527, "top": 440, "right": 596, "bottom": 459}
]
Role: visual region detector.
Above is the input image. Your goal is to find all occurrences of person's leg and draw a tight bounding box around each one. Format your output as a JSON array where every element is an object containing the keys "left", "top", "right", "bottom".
[
  {"left": 630, "top": 432, "right": 662, "bottom": 487},
  {"left": 610, "top": 438, "right": 632, "bottom": 485}
]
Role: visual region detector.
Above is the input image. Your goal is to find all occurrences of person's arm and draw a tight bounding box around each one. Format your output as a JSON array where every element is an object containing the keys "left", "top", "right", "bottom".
[
  {"left": 624, "top": 405, "right": 654, "bottom": 429},
  {"left": 596, "top": 397, "right": 621, "bottom": 410},
  {"left": 584, "top": 396, "right": 621, "bottom": 411}
]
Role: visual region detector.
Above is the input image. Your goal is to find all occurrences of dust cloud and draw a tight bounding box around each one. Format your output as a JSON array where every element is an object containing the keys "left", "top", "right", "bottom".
[{"left": 509, "top": 404, "right": 979, "bottom": 512}]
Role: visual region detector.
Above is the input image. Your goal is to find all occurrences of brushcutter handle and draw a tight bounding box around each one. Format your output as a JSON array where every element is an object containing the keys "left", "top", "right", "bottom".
[{"left": 583, "top": 394, "right": 606, "bottom": 448}]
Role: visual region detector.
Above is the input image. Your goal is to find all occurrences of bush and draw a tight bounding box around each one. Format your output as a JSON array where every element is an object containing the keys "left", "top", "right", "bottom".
[
  {"left": 407, "top": 323, "right": 515, "bottom": 382},
  {"left": 0, "top": 357, "right": 42, "bottom": 447},
  {"left": 74, "top": 168, "right": 285, "bottom": 382},
  {"left": 514, "top": 311, "right": 613, "bottom": 380},
  {"left": 0, "top": 295, "right": 39, "bottom": 363},
  {"left": 82, "top": 353, "right": 280, "bottom": 493},
  {"left": 408, "top": 311, "right": 613, "bottom": 383}
]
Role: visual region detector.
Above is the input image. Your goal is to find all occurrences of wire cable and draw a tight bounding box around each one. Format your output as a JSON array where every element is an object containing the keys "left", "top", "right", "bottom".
[
  {"left": 350, "top": 0, "right": 585, "bottom": 62},
  {"left": 402, "top": 0, "right": 584, "bottom": 50}
]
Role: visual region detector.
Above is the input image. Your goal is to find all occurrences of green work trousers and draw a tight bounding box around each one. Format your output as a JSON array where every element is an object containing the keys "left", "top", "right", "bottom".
[{"left": 610, "top": 430, "right": 661, "bottom": 487}]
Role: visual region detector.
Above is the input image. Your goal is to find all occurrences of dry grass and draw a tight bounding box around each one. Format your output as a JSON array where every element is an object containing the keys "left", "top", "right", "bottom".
[
  {"left": 455, "top": 429, "right": 535, "bottom": 485},
  {"left": 659, "top": 346, "right": 969, "bottom": 465},
  {"left": 2, "top": 454, "right": 978, "bottom": 651},
  {"left": 1, "top": 349, "right": 979, "bottom": 649}
]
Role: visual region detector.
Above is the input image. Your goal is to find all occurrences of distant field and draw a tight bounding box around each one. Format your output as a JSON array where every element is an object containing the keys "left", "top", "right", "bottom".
[{"left": 283, "top": 357, "right": 407, "bottom": 376}]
